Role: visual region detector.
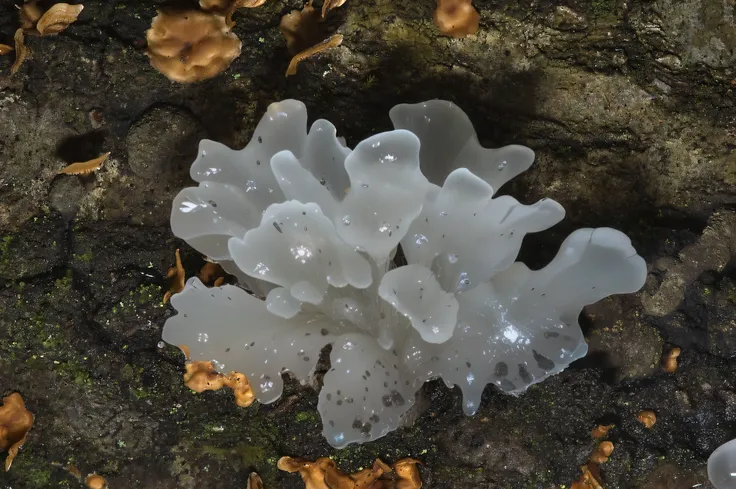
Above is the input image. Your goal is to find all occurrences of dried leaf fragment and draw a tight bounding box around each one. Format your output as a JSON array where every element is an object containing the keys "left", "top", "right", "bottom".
[
  {"left": 184, "top": 360, "right": 255, "bottom": 407},
  {"left": 322, "top": 0, "right": 347, "bottom": 18},
  {"left": 434, "top": 0, "right": 480, "bottom": 37},
  {"left": 662, "top": 346, "right": 681, "bottom": 373},
  {"left": 0, "top": 45, "right": 12, "bottom": 55},
  {"left": 36, "top": 3, "right": 84, "bottom": 36},
  {"left": 59, "top": 152, "right": 110, "bottom": 176},
  {"left": 591, "top": 424, "right": 614, "bottom": 439},
  {"left": 84, "top": 473, "right": 108, "bottom": 489},
  {"left": 286, "top": 34, "right": 343, "bottom": 76},
  {"left": 589, "top": 441, "right": 614, "bottom": 464},
  {"left": 11, "top": 29, "right": 27, "bottom": 75},
  {"left": 637, "top": 410, "right": 657, "bottom": 428},
  {"left": 0, "top": 393, "right": 34, "bottom": 472},
  {"left": 163, "top": 248, "right": 185, "bottom": 303}
]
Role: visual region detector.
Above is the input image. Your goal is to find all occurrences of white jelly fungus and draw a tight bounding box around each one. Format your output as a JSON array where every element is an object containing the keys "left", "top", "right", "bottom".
[{"left": 163, "top": 99, "right": 647, "bottom": 448}]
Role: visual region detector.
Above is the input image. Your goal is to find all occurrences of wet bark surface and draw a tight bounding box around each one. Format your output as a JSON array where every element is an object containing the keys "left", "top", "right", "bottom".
[{"left": 0, "top": 0, "right": 735, "bottom": 488}]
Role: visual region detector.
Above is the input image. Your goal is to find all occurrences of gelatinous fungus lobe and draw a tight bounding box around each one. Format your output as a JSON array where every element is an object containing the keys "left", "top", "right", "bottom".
[{"left": 162, "top": 99, "right": 647, "bottom": 448}]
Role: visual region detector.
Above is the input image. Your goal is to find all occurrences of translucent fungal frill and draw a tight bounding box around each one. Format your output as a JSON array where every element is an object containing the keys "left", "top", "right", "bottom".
[{"left": 163, "top": 99, "right": 647, "bottom": 448}]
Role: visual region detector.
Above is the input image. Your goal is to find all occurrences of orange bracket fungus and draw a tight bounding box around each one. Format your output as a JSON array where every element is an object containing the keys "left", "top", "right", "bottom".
[
  {"left": 278, "top": 456, "right": 422, "bottom": 489},
  {"left": 0, "top": 44, "right": 12, "bottom": 55},
  {"left": 164, "top": 249, "right": 186, "bottom": 303},
  {"left": 13, "top": 2, "right": 83, "bottom": 74},
  {"left": 58, "top": 152, "right": 110, "bottom": 176},
  {"left": 145, "top": 10, "right": 242, "bottom": 83},
  {"left": 433, "top": 0, "right": 480, "bottom": 37},
  {"left": 20, "top": 2, "right": 83, "bottom": 35},
  {"left": 0, "top": 393, "right": 34, "bottom": 471},
  {"left": 184, "top": 359, "right": 255, "bottom": 407}
]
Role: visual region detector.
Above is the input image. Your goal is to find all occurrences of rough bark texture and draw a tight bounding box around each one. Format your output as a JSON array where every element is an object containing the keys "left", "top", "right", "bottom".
[{"left": 1, "top": 0, "right": 735, "bottom": 488}]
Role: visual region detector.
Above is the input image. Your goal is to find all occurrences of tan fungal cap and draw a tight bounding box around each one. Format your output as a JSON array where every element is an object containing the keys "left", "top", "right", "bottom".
[
  {"left": 433, "top": 0, "right": 480, "bottom": 37},
  {"left": 84, "top": 473, "right": 108, "bottom": 489},
  {"left": 0, "top": 44, "right": 13, "bottom": 55},
  {"left": 145, "top": 10, "right": 242, "bottom": 83},
  {"left": 0, "top": 393, "right": 34, "bottom": 471},
  {"left": 280, "top": 1, "right": 324, "bottom": 55},
  {"left": 36, "top": 3, "right": 84, "bottom": 35},
  {"left": 590, "top": 441, "right": 614, "bottom": 464}
]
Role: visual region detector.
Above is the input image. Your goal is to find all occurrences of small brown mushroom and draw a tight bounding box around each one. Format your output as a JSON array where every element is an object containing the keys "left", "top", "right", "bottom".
[
  {"left": 662, "top": 346, "right": 681, "bottom": 373},
  {"left": 591, "top": 424, "right": 614, "bottom": 439},
  {"left": 84, "top": 473, "right": 108, "bottom": 489},
  {"left": 0, "top": 45, "right": 13, "bottom": 55},
  {"left": 145, "top": 10, "right": 242, "bottom": 83},
  {"left": 637, "top": 410, "right": 657, "bottom": 428},
  {"left": 433, "top": 0, "right": 480, "bottom": 37},
  {"left": 280, "top": 1, "right": 324, "bottom": 55},
  {"left": 0, "top": 393, "right": 34, "bottom": 471},
  {"left": 590, "top": 441, "right": 614, "bottom": 464}
]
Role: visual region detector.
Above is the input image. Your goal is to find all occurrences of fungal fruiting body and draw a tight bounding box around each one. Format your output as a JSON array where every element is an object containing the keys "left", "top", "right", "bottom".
[
  {"left": 709, "top": 439, "right": 736, "bottom": 489},
  {"left": 163, "top": 99, "right": 647, "bottom": 448}
]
